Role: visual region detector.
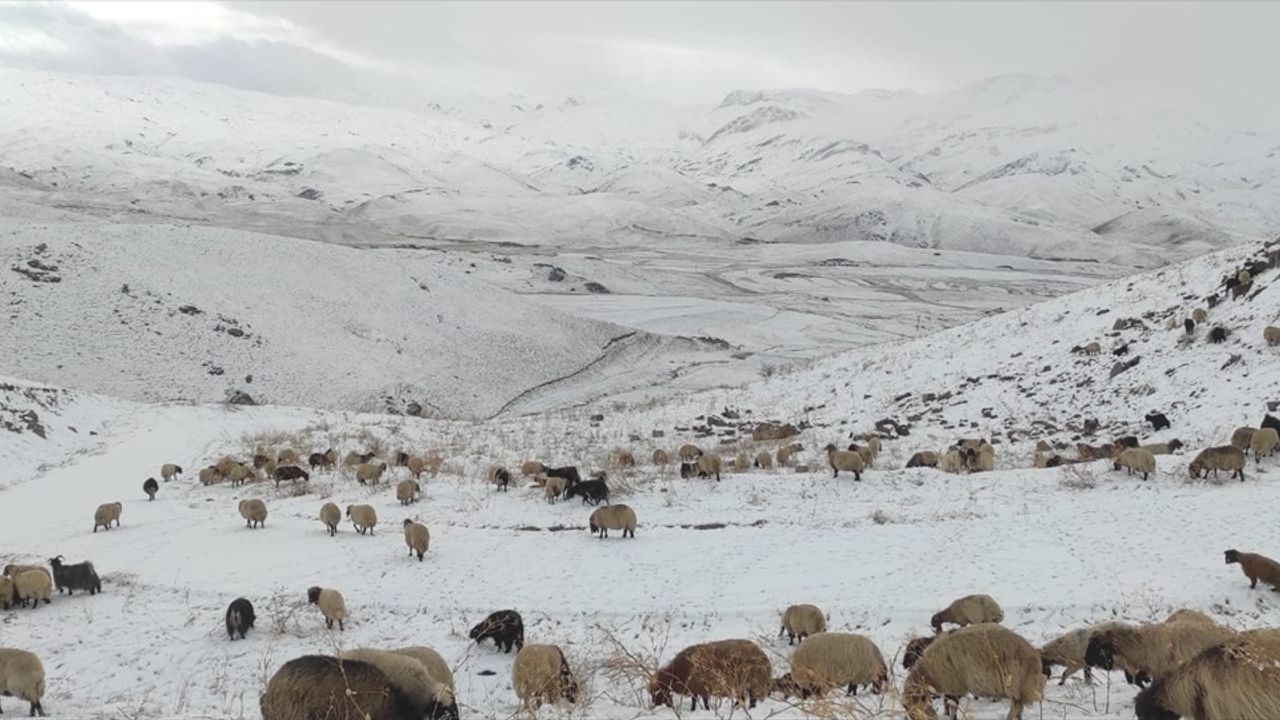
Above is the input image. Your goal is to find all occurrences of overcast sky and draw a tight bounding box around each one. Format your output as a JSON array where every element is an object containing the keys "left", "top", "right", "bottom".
[{"left": 0, "top": 2, "right": 1275, "bottom": 105}]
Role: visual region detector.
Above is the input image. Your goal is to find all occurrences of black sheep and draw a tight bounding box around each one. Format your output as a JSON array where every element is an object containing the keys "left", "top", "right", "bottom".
[
  {"left": 49, "top": 555, "right": 101, "bottom": 596},
  {"left": 225, "top": 597, "right": 256, "bottom": 640},
  {"left": 1262, "top": 414, "right": 1280, "bottom": 435},
  {"left": 1114, "top": 436, "right": 1139, "bottom": 449},
  {"left": 307, "top": 451, "right": 332, "bottom": 470},
  {"left": 494, "top": 467, "right": 511, "bottom": 491},
  {"left": 1145, "top": 412, "right": 1170, "bottom": 432},
  {"left": 1184, "top": 318, "right": 1195, "bottom": 334},
  {"left": 565, "top": 479, "right": 609, "bottom": 505},
  {"left": 469, "top": 609, "right": 524, "bottom": 653},
  {"left": 679, "top": 462, "right": 696, "bottom": 479},
  {"left": 273, "top": 465, "right": 310, "bottom": 487},
  {"left": 544, "top": 465, "right": 581, "bottom": 488},
  {"left": 1247, "top": 259, "right": 1270, "bottom": 277},
  {"left": 143, "top": 477, "right": 159, "bottom": 501},
  {"left": 1209, "top": 326, "right": 1228, "bottom": 343}
]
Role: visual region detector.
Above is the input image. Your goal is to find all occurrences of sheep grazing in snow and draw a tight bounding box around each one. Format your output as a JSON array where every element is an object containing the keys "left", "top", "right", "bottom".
[
  {"left": 543, "top": 475, "right": 567, "bottom": 503},
  {"left": 1264, "top": 414, "right": 1280, "bottom": 434},
  {"left": 318, "top": 502, "right": 340, "bottom": 536},
  {"left": 939, "top": 449, "right": 965, "bottom": 473},
  {"left": 1114, "top": 447, "right": 1157, "bottom": 481},
  {"left": 1134, "top": 629, "right": 1280, "bottom": 720},
  {"left": 677, "top": 444, "right": 703, "bottom": 461},
  {"left": 48, "top": 555, "right": 101, "bottom": 595},
  {"left": 1224, "top": 549, "right": 1280, "bottom": 590},
  {"left": 272, "top": 465, "right": 309, "bottom": 487},
  {"left": 544, "top": 465, "right": 581, "bottom": 488},
  {"left": 1192, "top": 308, "right": 1208, "bottom": 323},
  {"left": 734, "top": 450, "right": 750, "bottom": 471},
  {"left": 1139, "top": 440, "right": 1183, "bottom": 455},
  {"left": 695, "top": 452, "right": 723, "bottom": 481},
  {"left": 1085, "top": 619, "right": 1234, "bottom": 687},
  {"left": 403, "top": 519, "right": 430, "bottom": 561},
  {"left": 774, "top": 632, "right": 887, "bottom": 699},
  {"left": 307, "top": 449, "right": 337, "bottom": 470},
  {"left": 779, "top": 603, "right": 827, "bottom": 645},
  {"left": 160, "top": 463, "right": 183, "bottom": 481},
  {"left": 930, "top": 594, "right": 1003, "bottom": 633},
  {"left": 903, "top": 624, "right": 1045, "bottom": 720},
  {"left": 589, "top": 504, "right": 637, "bottom": 538},
  {"left": 1231, "top": 426, "right": 1257, "bottom": 450},
  {"left": 824, "top": 444, "right": 863, "bottom": 480},
  {"left": 393, "top": 646, "right": 456, "bottom": 692},
  {"left": 1189, "top": 445, "right": 1247, "bottom": 481},
  {"left": 1185, "top": 318, "right": 1196, "bottom": 334},
  {"left": 1250, "top": 426, "right": 1279, "bottom": 462},
  {"left": 0, "top": 578, "right": 11, "bottom": 610},
  {"left": 396, "top": 479, "right": 421, "bottom": 505},
  {"left": 469, "top": 609, "right": 524, "bottom": 653},
  {"left": 343, "top": 450, "right": 374, "bottom": 467},
  {"left": 613, "top": 449, "right": 636, "bottom": 468},
  {"left": 845, "top": 443, "right": 875, "bottom": 467},
  {"left": 225, "top": 597, "right": 255, "bottom": 640},
  {"left": 0, "top": 648, "right": 47, "bottom": 716},
  {"left": 488, "top": 465, "right": 512, "bottom": 491},
  {"left": 347, "top": 504, "right": 378, "bottom": 535},
  {"left": 306, "top": 586, "right": 346, "bottom": 631},
  {"left": 339, "top": 648, "right": 458, "bottom": 720},
  {"left": 260, "top": 655, "right": 415, "bottom": 720},
  {"left": 513, "top": 644, "right": 578, "bottom": 710},
  {"left": 143, "top": 477, "right": 158, "bottom": 501},
  {"left": 652, "top": 449, "right": 670, "bottom": 465},
  {"left": 355, "top": 462, "right": 387, "bottom": 485},
  {"left": 520, "top": 460, "right": 545, "bottom": 477},
  {"left": 239, "top": 499, "right": 267, "bottom": 529},
  {"left": 1039, "top": 622, "right": 1129, "bottom": 686},
  {"left": 906, "top": 450, "right": 939, "bottom": 468},
  {"left": 650, "top": 640, "right": 771, "bottom": 711},
  {"left": 1145, "top": 412, "right": 1170, "bottom": 431},
  {"left": 93, "top": 501, "right": 122, "bottom": 532},
  {"left": 753, "top": 451, "right": 772, "bottom": 469},
  {"left": 564, "top": 479, "right": 608, "bottom": 505},
  {"left": 1265, "top": 326, "right": 1280, "bottom": 346},
  {"left": 679, "top": 461, "right": 696, "bottom": 479},
  {"left": 227, "top": 463, "right": 254, "bottom": 487},
  {"left": 1083, "top": 341, "right": 1101, "bottom": 356},
  {"left": 12, "top": 570, "right": 51, "bottom": 609}
]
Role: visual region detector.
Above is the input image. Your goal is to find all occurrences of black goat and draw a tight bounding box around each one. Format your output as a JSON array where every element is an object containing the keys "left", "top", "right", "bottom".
[
  {"left": 565, "top": 479, "right": 609, "bottom": 505},
  {"left": 225, "top": 597, "right": 256, "bottom": 640},
  {"left": 1184, "top": 318, "right": 1195, "bottom": 334},
  {"left": 1262, "top": 414, "right": 1280, "bottom": 435},
  {"left": 1209, "top": 326, "right": 1229, "bottom": 343},
  {"left": 143, "top": 477, "right": 158, "bottom": 501},
  {"left": 469, "top": 609, "right": 524, "bottom": 653},
  {"left": 1145, "top": 412, "right": 1170, "bottom": 432},
  {"left": 544, "top": 466, "right": 581, "bottom": 488},
  {"left": 49, "top": 555, "right": 101, "bottom": 596}
]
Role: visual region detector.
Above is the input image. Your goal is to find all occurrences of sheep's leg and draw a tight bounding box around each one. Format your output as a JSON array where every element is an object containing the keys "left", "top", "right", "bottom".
[
  {"left": 1250, "top": 576, "right": 1258, "bottom": 589},
  {"left": 847, "top": 683, "right": 857, "bottom": 696},
  {"left": 1006, "top": 700, "right": 1024, "bottom": 720}
]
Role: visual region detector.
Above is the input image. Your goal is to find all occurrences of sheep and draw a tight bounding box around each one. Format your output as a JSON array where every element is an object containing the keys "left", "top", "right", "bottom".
[
  {"left": 734, "top": 450, "right": 750, "bottom": 471},
  {"left": 340, "top": 648, "right": 458, "bottom": 720},
  {"left": 393, "top": 646, "right": 455, "bottom": 691},
  {"left": 198, "top": 466, "right": 220, "bottom": 486},
  {"left": 543, "top": 475, "right": 567, "bottom": 503},
  {"left": 677, "top": 443, "right": 703, "bottom": 461},
  {"left": 1140, "top": 440, "right": 1184, "bottom": 455},
  {"left": 396, "top": 479, "right": 421, "bottom": 505},
  {"left": 902, "top": 624, "right": 1044, "bottom": 720},
  {"left": 973, "top": 444, "right": 995, "bottom": 472},
  {"left": 1133, "top": 628, "right": 1280, "bottom": 720},
  {"left": 1231, "top": 426, "right": 1257, "bottom": 450},
  {"left": 160, "top": 463, "right": 183, "bottom": 482},
  {"left": 939, "top": 449, "right": 965, "bottom": 473},
  {"left": 260, "top": 655, "right": 417, "bottom": 720},
  {"left": 469, "top": 609, "right": 524, "bottom": 653},
  {"left": 1114, "top": 447, "right": 1157, "bottom": 481},
  {"left": 93, "top": 501, "right": 122, "bottom": 532},
  {"left": 513, "top": 644, "right": 578, "bottom": 710},
  {"left": 276, "top": 448, "right": 299, "bottom": 465},
  {"left": 306, "top": 586, "right": 346, "bottom": 631},
  {"left": 846, "top": 443, "right": 875, "bottom": 467},
  {"left": 1209, "top": 326, "right": 1228, "bottom": 342},
  {"left": 1164, "top": 609, "right": 1217, "bottom": 626},
  {"left": 1191, "top": 308, "right": 1208, "bottom": 323},
  {"left": 393, "top": 450, "right": 411, "bottom": 467},
  {"left": 1185, "top": 318, "right": 1195, "bottom": 334},
  {"left": 1084, "top": 341, "right": 1101, "bottom": 356},
  {"left": 1085, "top": 620, "right": 1235, "bottom": 686},
  {"left": 650, "top": 639, "right": 771, "bottom": 711},
  {"left": 614, "top": 449, "right": 637, "bottom": 468},
  {"left": 13, "top": 570, "right": 51, "bottom": 609},
  {"left": 907, "top": 450, "right": 939, "bottom": 468},
  {"left": 0, "top": 577, "right": 10, "bottom": 610},
  {"left": 234, "top": 499, "right": 266, "bottom": 529},
  {"left": 1224, "top": 549, "right": 1280, "bottom": 590},
  {"left": 930, "top": 594, "right": 1003, "bottom": 633},
  {"left": 48, "top": 555, "right": 101, "bottom": 595},
  {"left": 226, "top": 597, "right": 255, "bottom": 640},
  {"left": 1189, "top": 445, "right": 1247, "bottom": 481},
  {"left": 776, "top": 632, "right": 887, "bottom": 698},
  {"left": 347, "top": 504, "right": 377, "bottom": 535},
  {"left": 679, "top": 461, "right": 696, "bottom": 479},
  {"left": 1264, "top": 413, "right": 1280, "bottom": 434},
  {"left": 1076, "top": 442, "right": 1115, "bottom": 461},
  {"left": 1039, "top": 622, "right": 1129, "bottom": 686},
  {"left": 589, "top": 504, "right": 637, "bottom": 538},
  {"left": 753, "top": 451, "right": 772, "bottom": 469},
  {"left": 776, "top": 446, "right": 794, "bottom": 466},
  {"left": 1145, "top": 412, "right": 1171, "bottom": 431},
  {"left": 695, "top": 452, "right": 723, "bottom": 481},
  {"left": 652, "top": 449, "right": 670, "bottom": 465},
  {"left": 406, "top": 456, "right": 430, "bottom": 480},
  {"left": 823, "top": 444, "right": 864, "bottom": 480},
  {"left": 355, "top": 462, "right": 387, "bottom": 485},
  {"left": 319, "top": 502, "right": 340, "bottom": 536},
  {"left": 564, "top": 478, "right": 608, "bottom": 505},
  {"left": 227, "top": 463, "right": 257, "bottom": 487},
  {"left": 307, "top": 449, "right": 337, "bottom": 470},
  {"left": 343, "top": 450, "right": 374, "bottom": 467},
  {"left": 520, "top": 460, "right": 545, "bottom": 477},
  {"left": 215, "top": 456, "right": 243, "bottom": 476},
  {"left": 545, "top": 465, "right": 581, "bottom": 488},
  {"left": 272, "top": 465, "right": 309, "bottom": 487},
  {"left": 403, "top": 519, "right": 430, "bottom": 561},
  {"left": 1250, "top": 426, "right": 1279, "bottom": 462},
  {"left": 143, "top": 477, "right": 158, "bottom": 500},
  {"left": 2, "top": 564, "right": 48, "bottom": 582},
  {"left": 779, "top": 603, "right": 827, "bottom": 645},
  {"left": 0, "top": 648, "right": 46, "bottom": 716},
  {"left": 489, "top": 465, "right": 512, "bottom": 491}
]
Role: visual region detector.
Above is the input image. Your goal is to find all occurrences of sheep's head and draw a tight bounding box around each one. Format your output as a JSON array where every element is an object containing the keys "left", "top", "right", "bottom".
[
  {"left": 771, "top": 673, "right": 799, "bottom": 698},
  {"left": 649, "top": 672, "right": 674, "bottom": 708},
  {"left": 467, "top": 620, "right": 486, "bottom": 640},
  {"left": 871, "top": 670, "right": 888, "bottom": 694},
  {"left": 1041, "top": 657, "right": 1055, "bottom": 678},
  {"left": 1224, "top": 549, "right": 1241, "bottom": 564},
  {"left": 928, "top": 612, "right": 946, "bottom": 633},
  {"left": 903, "top": 636, "right": 934, "bottom": 669},
  {"left": 1167, "top": 439, "right": 1183, "bottom": 452},
  {"left": 1188, "top": 460, "right": 1205, "bottom": 478},
  {"left": 1133, "top": 683, "right": 1178, "bottom": 720},
  {"left": 306, "top": 586, "right": 321, "bottom": 604},
  {"left": 425, "top": 688, "right": 459, "bottom": 720},
  {"left": 1084, "top": 635, "right": 1114, "bottom": 670}
]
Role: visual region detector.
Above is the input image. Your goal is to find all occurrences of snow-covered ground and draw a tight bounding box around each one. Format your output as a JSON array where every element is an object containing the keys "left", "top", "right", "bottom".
[{"left": 1, "top": 235, "right": 1278, "bottom": 718}]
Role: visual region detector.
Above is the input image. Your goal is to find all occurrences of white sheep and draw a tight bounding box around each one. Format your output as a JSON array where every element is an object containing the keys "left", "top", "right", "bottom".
[
  {"left": 306, "top": 586, "right": 346, "bottom": 631},
  {"left": 347, "top": 504, "right": 378, "bottom": 535},
  {"left": 0, "top": 649, "right": 46, "bottom": 716}
]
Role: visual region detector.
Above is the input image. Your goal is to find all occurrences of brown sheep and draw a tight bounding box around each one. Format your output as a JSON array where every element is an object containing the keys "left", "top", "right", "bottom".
[
  {"left": 1224, "top": 549, "right": 1280, "bottom": 590},
  {"left": 613, "top": 449, "right": 636, "bottom": 468},
  {"left": 1134, "top": 629, "right": 1280, "bottom": 720},
  {"left": 520, "top": 460, "right": 545, "bottom": 477},
  {"left": 1192, "top": 308, "right": 1208, "bottom": 323},
  {"left": 651, "top": 449, "right": 669, "bottom": 466},
  {"left": 1189, "top": 445, "right": 1247, "bottom": 481},
  {"left": 650, "top": 639, "right": 771, "bottom": 711},
  {"left": 1265, "top": 325, "right": 1280, "bottom": 346},
  {"left": 903, "top": 624, "right": 1044, "bottom": 720},
  {"left": 677, "top": 444, "right": 703, "bottom": 461},
  {"left": 403, "top": 520, "right": 430, "bottom": 561},
  {"left": 512, "top": 644, "right": 577, "bottom": 710},
  {"left": 779, "top": 603, "right": 826, "bottom": 645},
  {"left": 930, "top": 594, "right": 1003, "bottom": 633},
  {"left": 396, "top": 479, "right": 421, "bottom": 506}
]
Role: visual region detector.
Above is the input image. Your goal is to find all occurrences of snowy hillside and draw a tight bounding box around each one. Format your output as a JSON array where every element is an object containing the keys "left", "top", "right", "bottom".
[{"left": 0, "top": 234, "right": 1278, "bottom": 718}]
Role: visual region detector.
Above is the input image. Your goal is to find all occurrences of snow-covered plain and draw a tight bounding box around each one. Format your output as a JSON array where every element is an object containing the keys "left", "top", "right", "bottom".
[{"left": 1, "top": 235, "right": 1278, "bottom": 718}]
